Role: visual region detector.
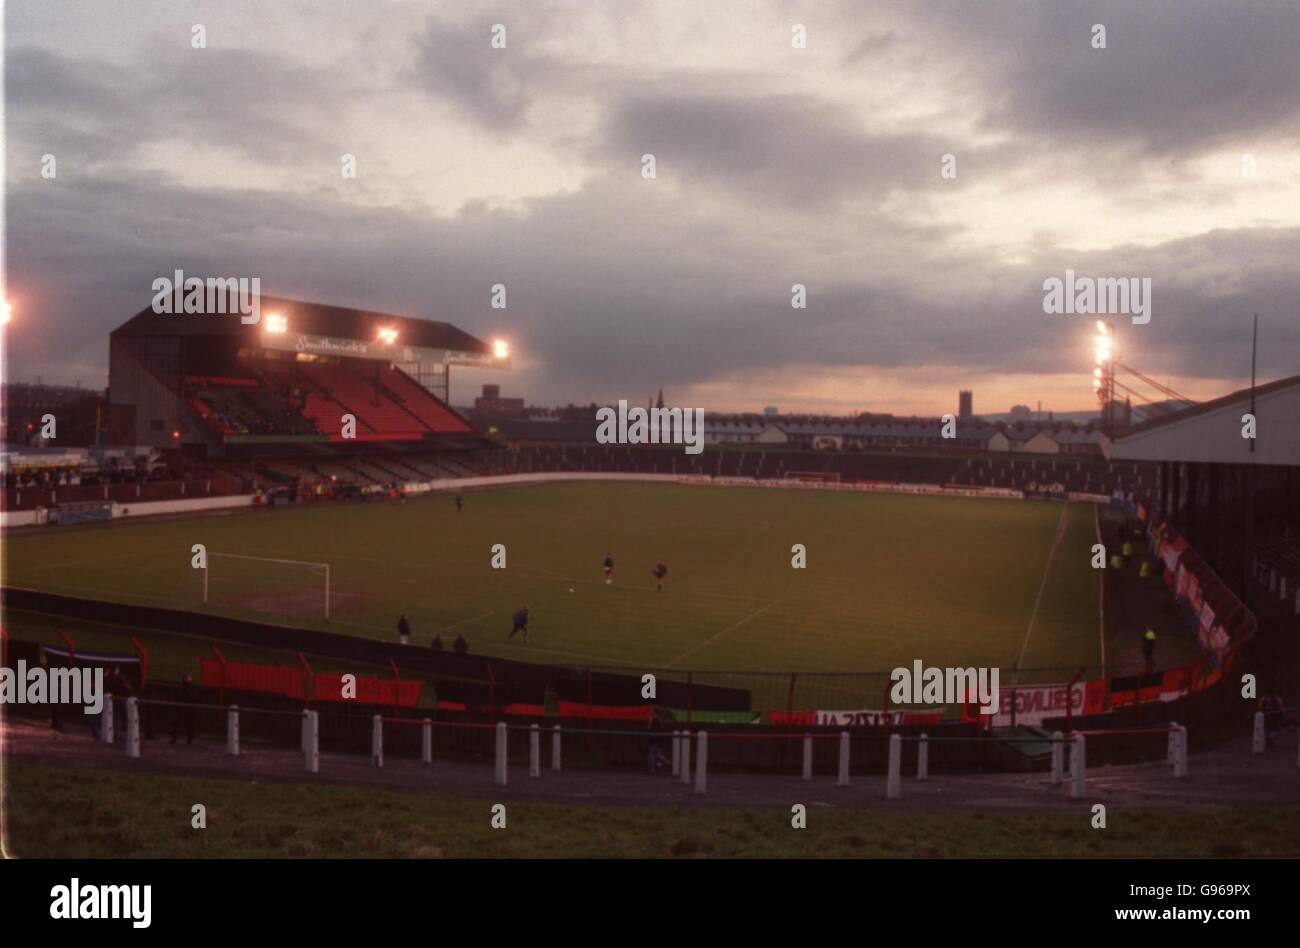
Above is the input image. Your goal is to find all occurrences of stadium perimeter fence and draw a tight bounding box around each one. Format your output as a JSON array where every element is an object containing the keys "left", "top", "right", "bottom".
[
  {"left": 64, "top": 681, "right": 1214, "bottom": 778},
  {"left": 1, "top": 624, "right": 1249, "bottom": 770},
  {"left": 87, "top": 696, "right": 1232, "bottom": 805}
]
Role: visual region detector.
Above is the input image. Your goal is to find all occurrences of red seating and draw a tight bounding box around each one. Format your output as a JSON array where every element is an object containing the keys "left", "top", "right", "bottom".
[
  {"left": 381, "top": 365, "right": 473, "bottom": 434},
  {"left": 295, "top": 361, "right": 473, "bottom": 440}
]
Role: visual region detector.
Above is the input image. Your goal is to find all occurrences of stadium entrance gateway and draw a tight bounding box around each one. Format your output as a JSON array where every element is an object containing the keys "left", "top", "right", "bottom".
[{"left": 889, "top": 661, "right": 999, "bottom": 714}]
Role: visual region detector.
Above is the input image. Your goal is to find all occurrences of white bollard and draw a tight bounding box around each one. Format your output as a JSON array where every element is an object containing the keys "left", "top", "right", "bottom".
[
  {"left": 886, "top": 733, "right": 902, "bottom": 799},
  {"left": 309, "top": 707, "right": 319, "bottom": 769},
  {"left": 421, "top": 719, "right": 432, "bottom": 764},
  {"left": 694, "top": 731, "right": 708, "bottom": 795},
  {"left": 1050, "top": 731, "right": 1064, "bottom": 786},
  {"left": 301, "top": 710, "right": 310, "bottom": 768},
  {"left": 494, "top": 721, "right": 508, "bottom": 786},
  {"left": 802, "top": 734, "right": 812, "bottom": 781},
  {"left": 304, "top": 710, "right": 319, "bottom": 773},
  {"left": 227, "top": 705, "right": 240, "bottom": 756},
  {"left": 680, "top": 731, "right": 691, "bottom": 785},
  {"left": 552, "top": 725, "right": 562, "bottom": 772},
  {"left": 837, "top": 731, "right": 850, "bottom": 787},
  {"left": 371, "top": 714, "right": 384, "bottom": 768},
  {"left": 530, "top": 723, "right": 540, "bottom": 778},
  {"left": 1252, "top": 712, "right": 1266, "bottom": 755},
  {"left": 1174, "top": 726, "right": 1188, "bottom": 778},
  {"left": 670, "top": 729, "right": 680, "bottom": 776},
  {"left": 1069, "top": 734, "right": 1086, "bottom": 799},
  {"left": 101, "top": 700, "right": 115, "bottom": 744},
  {"left": 917, "top": 733, "right": 929, "bottom": 781},
  {"left": 311, "top": 710, "right": 320, "bottom": 772},
  {"left": 125, "top": 698, "right": 140, "bottom": 759}
]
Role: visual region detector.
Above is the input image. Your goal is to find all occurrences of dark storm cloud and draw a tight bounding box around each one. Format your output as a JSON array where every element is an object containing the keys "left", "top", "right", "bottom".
[
  {"left": 6, "top": 48, "right": 142, "bottom": 168},
  {"left": 10, "top": 162, "right": 1298, "bottom": 402},
  {"left": 409, "top": 16, "right": 532, "bottom": 131},
  {"left": 599, "top": 92, "right": 964, "bottom": 209},
  {"left": 5, "top": 43, "right": 354, "bottom": 174},
  {"left": 894, "top": 0, "right": 1300, "bottom": 157},
  {"left": 405, "top": 7, "right": 599, "bottom": 134}
]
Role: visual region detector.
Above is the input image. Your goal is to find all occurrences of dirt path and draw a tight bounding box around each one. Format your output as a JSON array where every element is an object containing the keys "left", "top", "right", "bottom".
[{"left": 5, "top": 718, "right": 1297, "bottom": 813}]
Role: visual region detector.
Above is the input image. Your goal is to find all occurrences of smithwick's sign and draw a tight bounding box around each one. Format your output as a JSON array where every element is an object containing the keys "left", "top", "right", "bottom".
[
  {"left": 991, "top": 682, "right": 1087, "bottom": 726},
  {"left": 266, "top": 332, "right": 483, "bottom": 368},
  {"left": 295, "top": 334, "right": 371, "bottom": 356}
]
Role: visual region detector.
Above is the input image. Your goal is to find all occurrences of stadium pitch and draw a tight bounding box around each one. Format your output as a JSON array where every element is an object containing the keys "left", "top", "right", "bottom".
[{"left": 5, "top": 481, "right": 1116, "bottom": 680}]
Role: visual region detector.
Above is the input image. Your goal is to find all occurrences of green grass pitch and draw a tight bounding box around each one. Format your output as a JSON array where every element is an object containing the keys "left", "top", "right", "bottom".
[{"left": 3, "top": 482, "right": 1104, "bottom": 684}]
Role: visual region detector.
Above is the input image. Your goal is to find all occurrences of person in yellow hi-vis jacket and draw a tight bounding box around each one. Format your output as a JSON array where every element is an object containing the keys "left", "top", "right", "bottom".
[{"left": 1141, "top": 627, "right": 1157, "bottom": 674}]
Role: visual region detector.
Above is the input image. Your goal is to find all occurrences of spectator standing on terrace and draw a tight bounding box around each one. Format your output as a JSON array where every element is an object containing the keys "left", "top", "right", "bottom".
[
  {"left": 171, "top": 672, "right": 197, "bottom": 745},
  {"left": 431, "top": 633, "right": 444, "bottom": 652},
  {"left": 1141, "top": 627, "right": 1157, "bottom": 674},
  {"left": 397, "top": 613, "right": 412, "bottom": 646},
  {"left": 454, "top": 634, "right": 469, "bottom": 655}
]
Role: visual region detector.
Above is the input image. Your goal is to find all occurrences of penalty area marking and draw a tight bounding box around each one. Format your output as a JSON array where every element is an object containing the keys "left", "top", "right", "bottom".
[
  {"left": 1011, "top": 504, "right": 1068, "bottom": 685},
  {"left": 665, "top": 600, "right": 781, "bottom": 668}
]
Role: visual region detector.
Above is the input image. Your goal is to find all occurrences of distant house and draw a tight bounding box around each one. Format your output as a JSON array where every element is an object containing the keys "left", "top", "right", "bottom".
[
  {"left": 982, "top": 429, "right": 1011, "bottom": 452},
  {"left": 1010, "top": 430, "right": 1059, "bottom": 454},
  {"left": 704, "top": 419, "right": 765, "bottom": 444},
  {"left": 1052, "top": 428, "right": 1109, "bottom": 457},
  {"left": 755, "top": 424, "right": 789, "bottom": 444}
]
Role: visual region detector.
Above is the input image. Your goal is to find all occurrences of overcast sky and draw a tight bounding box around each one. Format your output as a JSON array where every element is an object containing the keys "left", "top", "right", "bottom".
[{"left": 4, "top": 1, "right": 1298, "bottom": 415}]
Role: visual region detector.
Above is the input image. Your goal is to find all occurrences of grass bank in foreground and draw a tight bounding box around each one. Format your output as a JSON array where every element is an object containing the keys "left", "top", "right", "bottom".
[{"left": 5, "top": 764, "right": 1297, "bottom": 858}]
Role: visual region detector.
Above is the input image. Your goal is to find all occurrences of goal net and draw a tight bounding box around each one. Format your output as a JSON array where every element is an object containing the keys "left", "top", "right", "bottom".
[
  {"left": 203, "top": 552, "right": 331, "bottom": 619},
  {"left": 783, "top": 471, "right": 842, "bottom": 487}
]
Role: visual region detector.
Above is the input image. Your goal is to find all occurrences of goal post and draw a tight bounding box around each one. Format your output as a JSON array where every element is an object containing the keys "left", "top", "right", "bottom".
[{"left": 203, "top": 552, "right": 332, "bottom": 619}]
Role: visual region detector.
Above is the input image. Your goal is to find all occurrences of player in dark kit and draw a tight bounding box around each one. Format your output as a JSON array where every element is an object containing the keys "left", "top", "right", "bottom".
[
  {"left": 603, "top": 553, "right": 614, "bottom": 584},
  {"left": 652, "top": 560, "right": 668, "bottom": 592},
  {"left": 508, "top": 606, "right": 530, "bottom": 643},
  {"left": 455, "top": 494, "right": 463, "bottom": 513}
]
